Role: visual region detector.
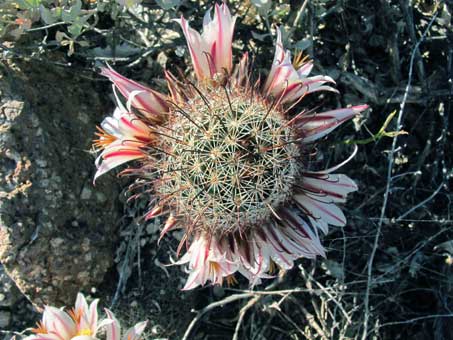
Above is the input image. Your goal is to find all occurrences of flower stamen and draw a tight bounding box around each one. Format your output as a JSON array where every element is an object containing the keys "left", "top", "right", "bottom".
[
  {"left": 292, "top": 51, "right": 310, "bottom": 70},
  {"left": 77, "top": 329, "right": 93, "bottom": 336},
  {"left": 93, "top": 126, "right": 117, "bottom": 150},
  {"left": 31, "top": 321, "right": 48, "bottom": 334}
]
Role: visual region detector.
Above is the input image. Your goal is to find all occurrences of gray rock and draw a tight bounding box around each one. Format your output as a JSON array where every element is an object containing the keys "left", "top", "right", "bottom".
[
  {"left": 0, "top": 60, "right": 120, "bottom": 307},
  {"left": 0, "top": 264, "right": 20, "bottom": 308}
]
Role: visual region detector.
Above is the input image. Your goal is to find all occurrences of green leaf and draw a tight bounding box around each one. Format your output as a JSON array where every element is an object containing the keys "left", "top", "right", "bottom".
[
  {"left": 67, "top": 23, "right": 83, "bottom": 38},
  {"left": 72, "top": 0, "right": 82, "bottom": 14},
  {"left": 53, "top": 7, "right": 63, "bottom": 19},
  {"left": 17, "top": 0, "right": 41, "bottom": 10},
  {"left": 39, "top": 5, "right": 56, "bottom": 25},
  {"left": 62, "top": 0, "right": 82, "bottom": 23}
]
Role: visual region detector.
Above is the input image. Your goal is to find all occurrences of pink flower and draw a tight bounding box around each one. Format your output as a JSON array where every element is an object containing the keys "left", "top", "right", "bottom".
[
  {"left": 264, "top": 28, "right": 337, "bottom": 104},
  {"left": 176, "top": 211, "right": 326, "bottom": 289},
  {"left": 176, "top": 234, "right": 238, "bottom": 290},
  {"left": 296, "top": 105, "right": 369, "bottom": 143},
  {"left": 104, "top": 309, "right": 147, "bottom": 340},
  {"left": 100, "top": 67, "right": 168, "bottom": 122},
  {"left": 232, "top": 211, "right": 326, "bottom": 286},
  {"left": 93, "top": 93, "right": 156, "bottom": 181},
  {"left": 176, "top": 3, "right": 236, "bottom": 81},
  {"left": 71, "top": 293, "right": 100, "bottom": 337},
  {"left": 26, "top": 293, "right": 111, "bottom": 340},
  {"left": 294, "top": 172, "right": 359, "bottom": 234},
  {"left": 93, "top": 4, "right": 368, "bottom": 290}
]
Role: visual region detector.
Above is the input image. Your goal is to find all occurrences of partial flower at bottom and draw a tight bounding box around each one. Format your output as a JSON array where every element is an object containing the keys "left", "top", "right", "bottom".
[
  {"left": 25, "top": 293, "right": 147, "bottom": 340},
  {"left": 104, "top": 309, "right": 147, "bottom": 340}
]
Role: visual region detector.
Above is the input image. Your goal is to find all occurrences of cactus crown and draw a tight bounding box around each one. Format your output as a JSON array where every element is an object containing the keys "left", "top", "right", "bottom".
[{"left": 155, "top": 86, "right": 300, "bottom": 235}]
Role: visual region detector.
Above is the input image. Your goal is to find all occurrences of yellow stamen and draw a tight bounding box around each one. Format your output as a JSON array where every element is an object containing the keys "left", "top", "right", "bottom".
[
  {"left": 292, "top": 51, "right": 310, "bottom": 70},
  {"left": 269, "top": 260, "right": 276, "bottom": 275},
  {"left": 32, "top": 321, "right": 48, "bottom": 334},
  {"left": 77, "top": 329, "right": 93, "bottom": 336},
  {"left": 93, "top": 125, "right": 117, "bottom": 150},
  {"left": 226, "top": 274, "right": 238, "bottom": 286},
  {"left": 70, "top": 307, "right": 93, "bottom": 337},
  {"left": 209, "top": 261, "right": 220, "bottom": 275},
  {"left": 69, "top": 307, "right": 82, "bottom": 324}
]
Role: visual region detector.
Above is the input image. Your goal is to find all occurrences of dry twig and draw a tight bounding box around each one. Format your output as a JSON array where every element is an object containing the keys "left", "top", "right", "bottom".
[{"left": 361, "top": 10, "right": 440, "bottom": 339}]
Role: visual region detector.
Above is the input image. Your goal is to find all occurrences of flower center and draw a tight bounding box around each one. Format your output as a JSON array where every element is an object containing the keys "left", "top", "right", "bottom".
[
  {"left": 155, "top": 87, "right": 299, "bottom": 234},
  {"left": 93, "top": 126, "right": 117, "bottom": 150},
  {"left": 292, "top": 51, "right": 310, "bottom": 70},
  {"left": 76, "top": 329, "right": 93, "bottom": 336}
]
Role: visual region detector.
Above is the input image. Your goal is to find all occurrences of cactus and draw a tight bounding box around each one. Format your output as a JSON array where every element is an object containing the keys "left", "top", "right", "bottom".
[{"left": 155, "top": 86, "right": 299, "bottom": 236}]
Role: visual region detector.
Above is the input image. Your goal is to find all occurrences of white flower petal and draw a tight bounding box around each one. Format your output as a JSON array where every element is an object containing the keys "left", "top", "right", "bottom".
[
  {"left": 122, "top": 321, "right": 148, "bottom": 340},
  {"left": 104, "top": 309, "right": 121, "bottom": 340}
]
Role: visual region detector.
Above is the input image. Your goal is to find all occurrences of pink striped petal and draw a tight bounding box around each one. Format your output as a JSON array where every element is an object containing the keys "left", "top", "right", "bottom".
[
  {"left": 176, "top": 16, "right": 212, "bottom": 80},
  {"left": 43, "top": 307, "right": 76, "bottom": 340},
  {"left": 232, "top": 52, "right": 250, "bottom": 87},
  {"left": 297, "top": 105, "right": 368, "bottom": 143},
  {"left": 308, "top": 215, "right": 329, "bottom": 235},
  {"left": 294, "top": 193, "right": 347, "bottom": 227},
  {"left": 117, "top": 114, "right": 152, "bottom": 141},
  {"left": 265, "top": 61, "right": 294, "bottom": 97},
  {"left": 71, "top": 336, "right": 97, "bottom": 340},
  {"left": 180, "top": 234, "right": 238, "bottom": 290},
  {"left": 264, "top": 27, "right": 339, "bottom": 105},
  {"left": 88, "top": 299, "right": 99, "bottom": 335},
  {"left": 104, "top": 309, "right": 121, "bottom": 340},
  {"left": 94, "top": 147, "right": 145, "bottom": 182},
  {"left": 74, "top": 293, "right": 93, "bottom": 332},
  {"left": 264, "top": 27, "right": 286, "bottom": 88},
  {"left": 122, "top": 321, "right": 148, "bottom": 340},
  {"left": 177, "top": 3, "right": 236, "bottom": 81},
  {"left": 297, "top": 62, "right": 314, "bottom": 77},
  {"left": 182, "top": 269, "right": 204, "bottom": 290},
  {"left": 278, "top": 209, "right": 325, "bottom": 256},
  {"left": 293, "top": 173, "right": 358, "bottom": 233},
  {"left": 283, "top": 222, "right": 325, "bottom": 257},
  {"left": 25, "top": 336, "right": 61, "bottom": 340},
  {"left": 260, "top": 226, "right": 295, "bottom": 269},
  {"left": 282, "top": 76, "right": 338, "bottom": 104},
  {"left": 158, "top": 214, "right": 177, "bottom": 245},
  {"left": 100, "top": 67, "right": 168, "bottom": 118},
  {"left": 236, "top": 237, "right": 268, "bottom": 276},
  {"left": 300, "top": 173, "right": 358, "bottom": 204},
  {"left": 204, "top": 3, "right": 236, "bottom": 74},
  {"left": 75, "top": 293, "right": 89, "bottom": 317}
]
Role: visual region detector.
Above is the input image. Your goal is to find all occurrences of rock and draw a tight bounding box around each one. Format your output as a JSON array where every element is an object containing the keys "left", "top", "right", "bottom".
[
  {"left": 0, "top": 60, "right": 120, "bottom": 307},
  {"left": 0, "top": 263, "right": 34, "bottom": 331},
  {"left": 0, "top": 264, "right": 20, "bottom": 308}
]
